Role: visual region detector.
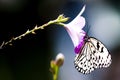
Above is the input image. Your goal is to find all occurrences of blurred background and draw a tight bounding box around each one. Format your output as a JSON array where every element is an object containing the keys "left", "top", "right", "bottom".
[{"left": 0, "top": 0, "right": 120, "bottom": 80}]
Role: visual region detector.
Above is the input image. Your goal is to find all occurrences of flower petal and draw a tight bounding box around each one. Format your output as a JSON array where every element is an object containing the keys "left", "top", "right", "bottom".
[
  {"left": 64, "top": 5, "right": 86, "bottom": 47},
  {"left": 67, "top": 5, "right": 86, "bottom": 31}
]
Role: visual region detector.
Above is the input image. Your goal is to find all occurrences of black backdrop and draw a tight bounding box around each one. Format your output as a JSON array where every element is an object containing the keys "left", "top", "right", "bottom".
[{"left": 0, "top": 0, "right": 119, "bottom": 80}]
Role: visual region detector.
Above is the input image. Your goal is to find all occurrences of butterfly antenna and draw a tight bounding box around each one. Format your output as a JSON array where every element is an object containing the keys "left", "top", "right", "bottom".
[{"left": 85, "top": 20, "right": 92, "bottom": 36}]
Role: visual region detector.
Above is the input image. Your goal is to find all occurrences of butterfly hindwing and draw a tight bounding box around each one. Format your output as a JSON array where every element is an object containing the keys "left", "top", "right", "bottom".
[
  {"left": 88, "top": 38, "right": 111, "bottom": 68},
  {"left": 74, "top": 37, "right": 112, "bottom": 74}
]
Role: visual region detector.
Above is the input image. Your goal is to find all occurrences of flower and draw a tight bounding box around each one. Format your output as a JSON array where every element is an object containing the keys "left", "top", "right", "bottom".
[{"left": 64, "top": 5, "right": 86, "bottom": 54}]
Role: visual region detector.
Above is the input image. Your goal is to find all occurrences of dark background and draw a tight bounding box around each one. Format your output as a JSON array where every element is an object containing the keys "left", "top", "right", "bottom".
[{"left": 0, "top": 0, "right": 119, "bottom": 80}]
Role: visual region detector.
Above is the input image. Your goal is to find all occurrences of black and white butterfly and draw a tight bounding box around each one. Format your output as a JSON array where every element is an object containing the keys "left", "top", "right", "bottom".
[{"left": 74, "top": 35, "right": 112, "bottom": 74}]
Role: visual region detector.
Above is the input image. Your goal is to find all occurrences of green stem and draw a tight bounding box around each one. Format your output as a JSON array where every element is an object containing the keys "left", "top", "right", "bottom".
[
  {"left": 53, "top": 66, "right": 59, "bottom": 80},
  {"left": 0, "top": 15, "right": 69, "bottom": 49}
]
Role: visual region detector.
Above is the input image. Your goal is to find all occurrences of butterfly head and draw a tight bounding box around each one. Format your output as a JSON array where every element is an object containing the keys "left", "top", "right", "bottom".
[{"left": 83, "top": 35, "right": 90, "bottom": 42}]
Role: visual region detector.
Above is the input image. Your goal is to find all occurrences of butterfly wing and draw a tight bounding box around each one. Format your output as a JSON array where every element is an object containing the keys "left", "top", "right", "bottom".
[{"left": 74, "top": 37, "right": 112, "bottom": 74}]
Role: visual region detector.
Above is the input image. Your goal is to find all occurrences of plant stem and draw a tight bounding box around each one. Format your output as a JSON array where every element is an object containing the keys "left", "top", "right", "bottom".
[
  {"left": 53, "top": 66, "right": 59, "bottom": 80},
  {"left": 0, "top": 15, "right": 69, "bottom": 49}
]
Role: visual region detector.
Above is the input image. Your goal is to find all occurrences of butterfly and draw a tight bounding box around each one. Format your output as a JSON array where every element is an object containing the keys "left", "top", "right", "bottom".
[{"left": 74, "top": 35, "right": 112, "bottom": 74}]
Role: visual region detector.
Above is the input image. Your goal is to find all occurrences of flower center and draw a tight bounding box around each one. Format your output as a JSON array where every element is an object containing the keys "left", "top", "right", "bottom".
[{"left": 74, "top": 41, "right": 84, "bottom": 54}]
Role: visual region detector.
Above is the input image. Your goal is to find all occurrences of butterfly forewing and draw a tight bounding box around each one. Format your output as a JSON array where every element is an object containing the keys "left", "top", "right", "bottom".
[{"left": 74, "top": 37, "right": 112, "bottom": 74}]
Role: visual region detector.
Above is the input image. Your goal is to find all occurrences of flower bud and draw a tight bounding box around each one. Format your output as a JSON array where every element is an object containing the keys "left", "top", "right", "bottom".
[
  {"left": 57, "top": 14, "right": 69, "bottom": 22},
  {"left": 55, "top": 53, "right": 64, "bottom": 67}
]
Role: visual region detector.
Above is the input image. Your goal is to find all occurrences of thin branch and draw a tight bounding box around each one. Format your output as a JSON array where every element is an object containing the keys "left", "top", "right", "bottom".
[{"left": 0, "top": 14, "right": 69, "bottom": 49}]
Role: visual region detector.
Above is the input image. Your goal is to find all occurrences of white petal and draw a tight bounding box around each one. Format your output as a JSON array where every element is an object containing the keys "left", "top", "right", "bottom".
[
  {"left": 79, "top": 5, "right": 86, "bottom": 16},
  {"left": 67, "top": 16, "right": 85, "bottom": 32},
  {"left": 64, "top": 5, "right": 86, "bottom": 47}
]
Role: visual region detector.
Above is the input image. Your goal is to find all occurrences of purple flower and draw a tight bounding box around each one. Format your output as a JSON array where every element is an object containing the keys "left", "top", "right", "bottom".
[{"left": 64, "top": 5, "right": 86, "bottom": 54}]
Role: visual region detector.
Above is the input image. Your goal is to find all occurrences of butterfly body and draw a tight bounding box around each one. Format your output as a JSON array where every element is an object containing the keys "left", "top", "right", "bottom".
[{"left": 74, "top": 35, "right": 112, "bottom": 74}]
